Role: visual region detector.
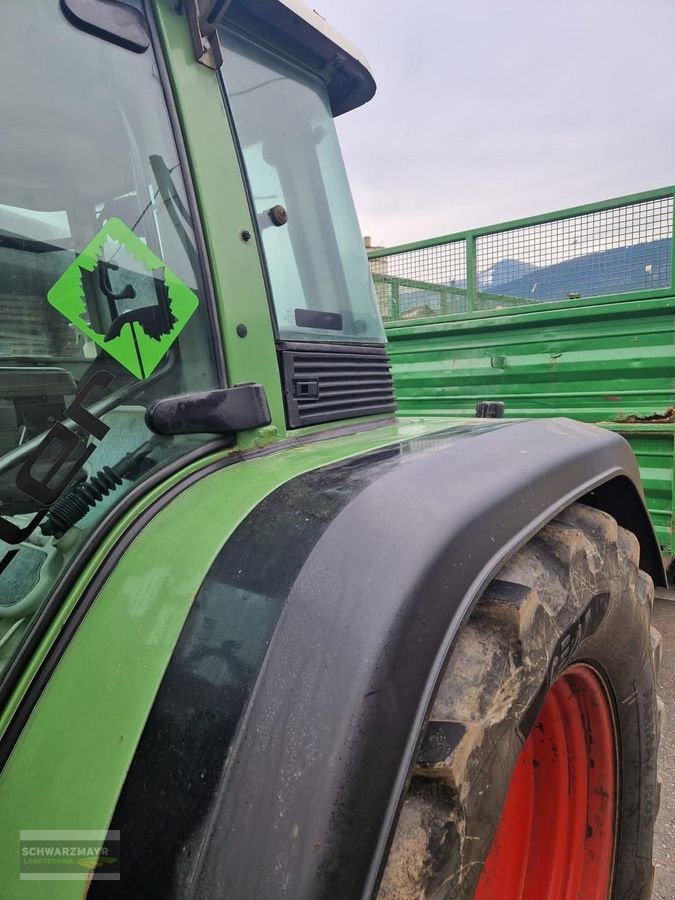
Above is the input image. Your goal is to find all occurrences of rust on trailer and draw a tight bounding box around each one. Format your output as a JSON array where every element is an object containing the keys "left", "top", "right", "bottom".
[{"left": 615, "top": 408, "right": 675, "bottom": 425}]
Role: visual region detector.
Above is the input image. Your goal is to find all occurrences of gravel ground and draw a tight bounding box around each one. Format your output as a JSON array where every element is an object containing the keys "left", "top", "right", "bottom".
[{"left": 652, "top": 598, "right": 675, "bottom": 899}]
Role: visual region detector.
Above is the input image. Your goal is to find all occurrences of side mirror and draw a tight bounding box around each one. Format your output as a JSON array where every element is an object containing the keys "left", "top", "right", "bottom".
[{"left": 146, "top": 383, "right": 271, "bottom": 436}]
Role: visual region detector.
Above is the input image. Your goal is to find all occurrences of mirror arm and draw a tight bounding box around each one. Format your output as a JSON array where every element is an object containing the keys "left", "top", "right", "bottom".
[{"left": 184, "top": 0, "right": 234, "bottom": 69}]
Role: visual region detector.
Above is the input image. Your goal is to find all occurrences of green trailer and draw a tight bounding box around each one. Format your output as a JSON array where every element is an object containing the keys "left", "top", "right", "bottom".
[
  {"left": 0, "top": 2, "right": 666, "bottom": 898},
  {"left": 370, "top": 188, "right": 675, "bottom": 573}
]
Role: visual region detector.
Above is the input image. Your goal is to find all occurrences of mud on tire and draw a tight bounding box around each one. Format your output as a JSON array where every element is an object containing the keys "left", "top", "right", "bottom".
[{"left": 378, "top": 503, "right": 661, "bottom": 900}]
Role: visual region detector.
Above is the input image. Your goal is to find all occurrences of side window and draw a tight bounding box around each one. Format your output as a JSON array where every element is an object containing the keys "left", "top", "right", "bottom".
[
  {"left": 219, "top": 29, "right": 385, "bottom": 345},
  {"left": 0, "top": 1, "right": 219, "bottom": 675}
]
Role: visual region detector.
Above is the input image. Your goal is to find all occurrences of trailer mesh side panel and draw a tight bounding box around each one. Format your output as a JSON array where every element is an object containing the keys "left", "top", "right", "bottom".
[
  {"left": 368, "top": 192, "right": 674, "bottom": 322},
  {"left": 475, "top": 196, "right": 672, "bottom": 305},
  {"left": 371, "top": 240, "right": 467, "bottom": 321}
]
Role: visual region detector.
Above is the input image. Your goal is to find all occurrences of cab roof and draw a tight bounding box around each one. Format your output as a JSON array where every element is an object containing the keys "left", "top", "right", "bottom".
[{"left": 225, "top": 0, "right": 376, "bottom": 115}]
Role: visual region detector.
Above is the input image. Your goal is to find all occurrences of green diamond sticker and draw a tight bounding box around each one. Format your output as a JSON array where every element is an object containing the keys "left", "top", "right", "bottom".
[{"left": 47, "top": 217, "right": 199, "bottom": 379}]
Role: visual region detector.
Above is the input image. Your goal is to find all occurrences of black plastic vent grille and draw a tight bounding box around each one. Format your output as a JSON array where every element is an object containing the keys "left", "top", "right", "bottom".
[{"left": 279, "top": 342, "right": 396, "bottom": 428}]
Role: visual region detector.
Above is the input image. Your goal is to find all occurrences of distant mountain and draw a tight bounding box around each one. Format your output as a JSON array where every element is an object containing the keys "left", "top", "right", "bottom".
[
  {"left": 478, "top": 258, "right": 538, "bottom": 288},
  {"left": 482, "top": 238, "right": 671, "bottom": 301}
]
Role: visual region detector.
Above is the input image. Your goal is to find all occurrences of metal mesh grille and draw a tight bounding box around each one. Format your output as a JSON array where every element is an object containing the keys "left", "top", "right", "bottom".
[
  {"left": 370, "top": 240, "right": 467, "bottom": 321},
  {"left": 475, "top": 196, "right": 672, "bottom": 306},
  {"left": 369, "top": 194, "right": 673, "bottom": 321}
]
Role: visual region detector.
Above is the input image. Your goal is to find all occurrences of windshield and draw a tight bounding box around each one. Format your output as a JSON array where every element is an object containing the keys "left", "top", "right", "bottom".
[
  {"left": 219, "top": 29, "right": 385, "bottom": 345},
  {"left": 0, "top": 1, "right": 219, "bottom": 676}
]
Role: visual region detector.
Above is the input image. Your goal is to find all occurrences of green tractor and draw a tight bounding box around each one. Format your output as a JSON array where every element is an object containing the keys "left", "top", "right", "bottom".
[{"left": 0, "top": 2, "right": 664, "bottom": 898}]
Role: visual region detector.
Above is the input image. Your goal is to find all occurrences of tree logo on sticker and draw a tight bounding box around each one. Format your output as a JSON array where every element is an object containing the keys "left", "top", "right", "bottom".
[{"left": 47, "top": 217, "right": 199, "bottom": 379}]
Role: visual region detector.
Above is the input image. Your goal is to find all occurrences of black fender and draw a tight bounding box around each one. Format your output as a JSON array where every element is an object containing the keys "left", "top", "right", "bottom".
[{"left": 99, "top": 417, "right": 664, "bottom": 900}]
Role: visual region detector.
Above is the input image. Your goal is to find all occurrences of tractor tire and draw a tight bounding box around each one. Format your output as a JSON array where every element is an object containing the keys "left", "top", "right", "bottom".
[{"left": 378, "top": 503, "right": 661, "bottom": 900}]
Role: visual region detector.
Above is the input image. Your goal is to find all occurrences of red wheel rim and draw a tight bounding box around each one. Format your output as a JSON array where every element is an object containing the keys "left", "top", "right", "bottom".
[{"left": 474, "top": 664, "right": 617, "bottom": 900}]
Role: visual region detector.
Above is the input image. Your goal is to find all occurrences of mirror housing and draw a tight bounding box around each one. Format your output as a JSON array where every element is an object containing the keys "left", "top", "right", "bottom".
[{"left": 146, "top": 383, "right": 271, "bottom": 436}]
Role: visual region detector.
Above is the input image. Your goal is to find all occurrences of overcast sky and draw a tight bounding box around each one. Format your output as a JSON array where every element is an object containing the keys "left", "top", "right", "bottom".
[{"left": 316, "top": 0, "right": 675, "bottom": 247}]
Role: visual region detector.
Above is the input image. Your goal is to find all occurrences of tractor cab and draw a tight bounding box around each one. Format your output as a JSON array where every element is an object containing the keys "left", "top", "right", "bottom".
[{"left": 0, "top": 0, "right": 389, "bottom": 657}]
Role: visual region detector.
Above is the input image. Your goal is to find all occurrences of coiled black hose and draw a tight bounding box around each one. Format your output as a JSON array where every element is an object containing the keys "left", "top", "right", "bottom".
[
  {"left": 41, "top": 466, "right": 123, "bottom": 537},
  {"left": 41, "top": 442, "right": 155, "bottom": 538}
]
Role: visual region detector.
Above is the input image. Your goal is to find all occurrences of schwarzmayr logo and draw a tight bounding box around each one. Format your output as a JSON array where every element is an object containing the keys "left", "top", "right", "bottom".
[
  {"left": 47, "top": 217, "right": 199, "bottom": 379},
  {"left": 20, "top": 829, "right": 120, "bottom": 882}
]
